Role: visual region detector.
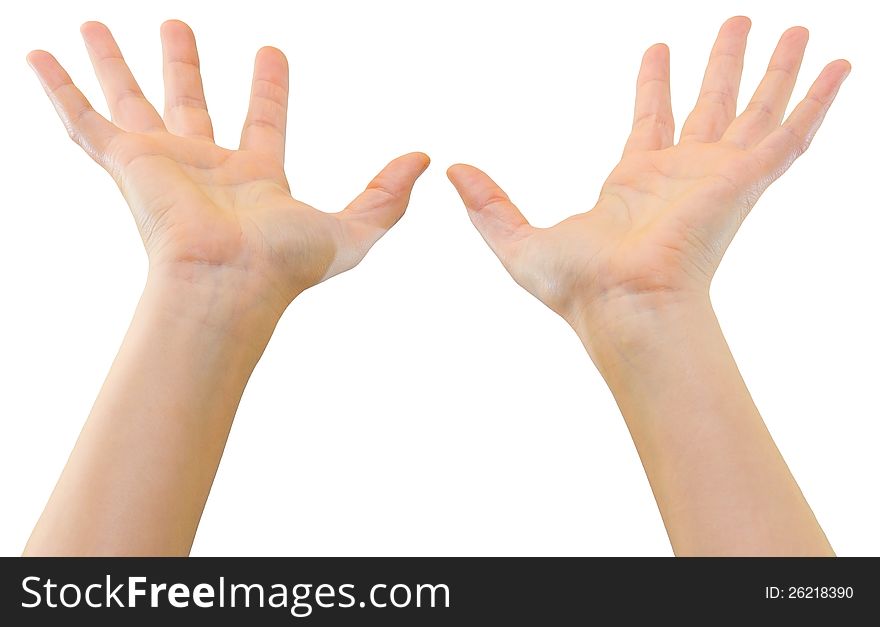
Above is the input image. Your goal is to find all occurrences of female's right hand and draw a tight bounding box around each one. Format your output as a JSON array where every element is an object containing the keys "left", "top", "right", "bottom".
[{"left": 29, "top": 20, "right": 429, "bottom": 312}]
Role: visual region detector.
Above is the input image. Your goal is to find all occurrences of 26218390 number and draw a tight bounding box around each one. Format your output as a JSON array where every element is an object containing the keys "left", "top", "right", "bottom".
[{"left": 765, "top": 586, "right": 854, "bottom": 599}]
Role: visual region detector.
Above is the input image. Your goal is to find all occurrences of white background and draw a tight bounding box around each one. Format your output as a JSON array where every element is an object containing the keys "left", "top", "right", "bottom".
[{"left": 1, "top": 0, "right": 877, "bottom": 556}]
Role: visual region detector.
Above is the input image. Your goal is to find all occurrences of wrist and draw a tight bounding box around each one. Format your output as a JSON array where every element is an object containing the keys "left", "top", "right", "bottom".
[
  {"left": 569, "top": 289, "right": 717, "bottom": 379},
  {"left": 142, "top": 264, "right": 287, "bottom": 364}
]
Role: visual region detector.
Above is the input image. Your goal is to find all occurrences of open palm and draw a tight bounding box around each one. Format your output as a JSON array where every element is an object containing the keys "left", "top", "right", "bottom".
[
  {"left": 29, "top": 21, "right": 428, "bottom": 304},
  {"left": 449, "top": 17, "right": 849, "bottom": 326}
]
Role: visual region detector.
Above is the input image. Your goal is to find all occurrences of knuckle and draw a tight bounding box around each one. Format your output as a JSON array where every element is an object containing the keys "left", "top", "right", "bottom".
[
  {"left": 765, "top": 64, "right": 794, "bottom": 78},
  {"left": 365, "top": 181, "right": 398, "bottom": 201},
  {"left": 251, "top": 79, "right": 288, "bottom": 106},
  {"left": 780, "top": 124, "right": 810, "bottom": 156},
  {"left": 744, "top": 99, "right": 775, "bottom": 118},
  {"left": 633, "top": 112, "right": 671, "bottom": 129}
]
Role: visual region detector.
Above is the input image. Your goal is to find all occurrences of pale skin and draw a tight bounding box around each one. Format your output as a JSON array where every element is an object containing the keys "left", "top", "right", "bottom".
[
  {"left": 25, "top": 18, "right": 847, "bottom": 557},
  {"left": 448, "top": 17, "right": 848, "bottom": 555},
  {"left": 24, "top": 20, "right": 429, "bottom": 555}
]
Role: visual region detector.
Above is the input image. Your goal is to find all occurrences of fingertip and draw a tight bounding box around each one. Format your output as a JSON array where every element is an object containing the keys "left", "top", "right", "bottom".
[
  {"left": 725, "top": 15, "right": 752, "bottom": 33},
  {"left": 386, "top": 152, "right": 430, "bottom": 182},
  {"left": 161, "top": 19, "right": 190, "bottom": 32},
  {"left": 818, "top": 59, "right": 851, "bottom": 84},
  {"left": 446, "top": 163, "right": 465, "bottom": 184},
  {"left": 446, "top": 162, "right": 479, "bottom": 182},
  {"left": 253, "top": 46, "right": 289, "bottom": 86},
  {"left": 405, "top": 151, "right": 431, "bottom": 171},
  {"left": 783, "top": 25, "right": 809, "bottom": 42},
  {"left": 26, "top": 49, "right": 51, "bottom": 68},
  {"left": 644, "top": 43, "right": 668, "bottom": 60},
  {"left": 257, "top": 45, "right": 288, "bottom": 67},
  {"left": 445, "top": 164, "right": 513, "bottom": 213},
  {"left": 161, "top": 19, "right": 195, "bottom": 39},
  {"left": 80, "top": 21, "right": 108, "bottom": 37},
  {"left": 642, "top": 42, "right": 669, "bottom": 63},
  {"left": 80, "top": 22, "right": 115, "bottom": 53},
  {"left": 25, "top": 51, "right": 64, "bottom": 86}
]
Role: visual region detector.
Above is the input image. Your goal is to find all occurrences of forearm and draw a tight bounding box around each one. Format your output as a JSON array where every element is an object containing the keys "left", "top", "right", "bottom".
[
  {"left": 25, "top": 267, "right": 282, "bottom": 556},
  {"left": 576, "top": 294, "right": 832, "bottom": 556}
]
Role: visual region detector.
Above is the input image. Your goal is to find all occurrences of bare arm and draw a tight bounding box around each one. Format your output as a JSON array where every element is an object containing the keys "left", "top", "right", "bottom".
[
  {"left": 24, "top": 21, "right": 428, "bottom": 555},
  {"left": 448, "top": 17, "right": 847, "bottom": 555},
  {"left": 578, "top": 296, "right": 833, "bottom": 555}
]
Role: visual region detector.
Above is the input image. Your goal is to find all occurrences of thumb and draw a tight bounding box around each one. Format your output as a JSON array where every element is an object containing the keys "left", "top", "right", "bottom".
[
  {"left": 340, "top": 152, "right": 430, "bottom": 232},
  {"left": 328, "top": 152, "right": 429, "bottom": 278},
  {"left": 447, "top": 163, "right": 533, "bottom": 264}
]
